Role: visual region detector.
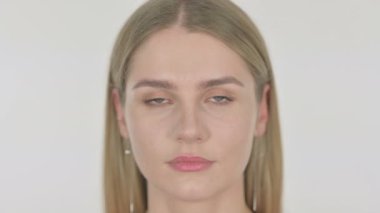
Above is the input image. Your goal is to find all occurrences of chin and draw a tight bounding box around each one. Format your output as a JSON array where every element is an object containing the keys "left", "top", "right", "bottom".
[{"left": 169, "top": 181, "right": 217, "bottom": 202}]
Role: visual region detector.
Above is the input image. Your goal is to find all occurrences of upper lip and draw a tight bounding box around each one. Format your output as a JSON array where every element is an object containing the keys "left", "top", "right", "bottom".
[{"left": 168, "top": 155, "right": 213, "bottom": 163}]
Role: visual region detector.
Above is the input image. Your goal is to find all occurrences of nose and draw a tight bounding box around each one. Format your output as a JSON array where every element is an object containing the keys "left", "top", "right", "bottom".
[{"left": 175, "top": 103, "right": 208, "bottom": 144}]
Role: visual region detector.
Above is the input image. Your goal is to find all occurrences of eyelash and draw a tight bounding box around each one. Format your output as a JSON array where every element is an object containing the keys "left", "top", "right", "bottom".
[
  {"left": 143, "top": 96, "right": 234, "bottom": 106},
  {"left": 209, "top": 96, "right": 234, "bottom": 104},
  {"left": 144, "top": 98, "right": 170, "bottom": 106}
]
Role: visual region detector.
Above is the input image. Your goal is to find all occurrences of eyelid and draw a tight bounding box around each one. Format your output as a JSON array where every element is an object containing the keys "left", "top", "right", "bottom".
[
  {"left": 140, "top": 89, "right": 236, "bottom": 106},
  {"left": 143, "top": 96, "right": 234, "bottom": 106},
  {"left": 208, "top": 95, "right": 234, "bottom": 104},
  {"left": 144, "top": 97, "right": 171, "bottom": 106}
]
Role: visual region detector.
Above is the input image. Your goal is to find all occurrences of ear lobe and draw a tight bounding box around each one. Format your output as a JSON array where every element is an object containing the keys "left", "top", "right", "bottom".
[
  {"left": 255, "top": 84, "right": 270, "bottom": 137},
  {"left": 111, "top": 88, "right": 129, "bottom": 139}
]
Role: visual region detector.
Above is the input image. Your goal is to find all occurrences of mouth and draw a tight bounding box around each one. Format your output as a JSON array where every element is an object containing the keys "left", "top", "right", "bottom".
[{"left": 167, "top": 154, "right": 215, "bottom": 172}]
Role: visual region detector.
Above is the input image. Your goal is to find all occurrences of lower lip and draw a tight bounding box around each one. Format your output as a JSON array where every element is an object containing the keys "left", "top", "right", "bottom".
[{"left": 168, "top": 161, "right": 214, "bottom": 172}]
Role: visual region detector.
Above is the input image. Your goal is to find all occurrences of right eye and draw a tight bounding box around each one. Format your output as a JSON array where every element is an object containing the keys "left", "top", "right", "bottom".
[{"left": 144, "top": 98, "right": 170, "bottom": 106}]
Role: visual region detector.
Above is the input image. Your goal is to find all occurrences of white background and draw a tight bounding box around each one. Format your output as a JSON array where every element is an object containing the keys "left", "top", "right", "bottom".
[{"left": 0, "top": 0, "right": 379, "bottom": 212}]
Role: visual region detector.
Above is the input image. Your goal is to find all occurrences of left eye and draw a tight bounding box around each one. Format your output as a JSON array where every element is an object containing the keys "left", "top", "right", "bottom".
[
  {"left": 209, "top": 96, "right": 233, "bottom": 104},
  {"left": 144, "top": 98, "right": 170, "bottom": 106}
]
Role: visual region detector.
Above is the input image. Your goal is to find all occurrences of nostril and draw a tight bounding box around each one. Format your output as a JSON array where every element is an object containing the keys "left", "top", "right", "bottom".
[
  {"left": 176, "top": 123, "right": 203, "bottom": 143},
  {"left": 174, "top": 104, "right": 209, "bottom": 143}
]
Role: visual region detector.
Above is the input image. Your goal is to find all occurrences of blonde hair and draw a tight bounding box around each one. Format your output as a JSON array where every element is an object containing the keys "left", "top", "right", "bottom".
[{"left": 103, "top": 0, "right": 282, "bottom": 212}]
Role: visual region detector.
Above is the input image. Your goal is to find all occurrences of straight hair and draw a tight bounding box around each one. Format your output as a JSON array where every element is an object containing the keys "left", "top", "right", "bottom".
[{"left": 103, "top": 0, "right": 283, "bottom": 212}]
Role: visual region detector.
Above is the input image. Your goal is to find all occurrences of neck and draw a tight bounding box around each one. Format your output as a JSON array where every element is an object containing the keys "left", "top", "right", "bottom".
[{"left": 145, "top": 175, "right": 252, "bottom": 213}]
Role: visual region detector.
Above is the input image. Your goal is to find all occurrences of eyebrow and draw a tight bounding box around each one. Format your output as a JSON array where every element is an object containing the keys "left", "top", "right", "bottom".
[{"left": 132, "top": 76, "right": 245, "bottom": 90}]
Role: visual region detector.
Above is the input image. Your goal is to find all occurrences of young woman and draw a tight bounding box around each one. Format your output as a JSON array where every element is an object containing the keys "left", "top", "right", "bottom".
[{"left": 103, "top": 0, "right": 282, "bottom": 212}]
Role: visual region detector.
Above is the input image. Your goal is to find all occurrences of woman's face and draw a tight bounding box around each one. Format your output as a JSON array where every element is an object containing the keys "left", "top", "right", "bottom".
[{"left": 114, "top": 27, "right": 269, "bottom": 201}]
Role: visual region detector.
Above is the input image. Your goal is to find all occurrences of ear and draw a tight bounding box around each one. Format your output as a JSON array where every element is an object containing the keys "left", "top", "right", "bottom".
[
  {"left": 255, "top": 84, "right": 270, "bottom": 137},
  {"left": 111, "top": 88, "right": 129, "bottom": 139}
]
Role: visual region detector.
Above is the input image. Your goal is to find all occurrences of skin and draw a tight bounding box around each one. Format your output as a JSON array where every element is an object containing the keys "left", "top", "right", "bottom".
[{"left": 112, "top": 26, "right": 270, "bottom": 213}]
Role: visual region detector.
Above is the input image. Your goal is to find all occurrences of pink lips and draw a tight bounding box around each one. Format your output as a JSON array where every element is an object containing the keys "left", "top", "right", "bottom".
[{"left": 168, "top": 155, "right": 214, "bottom": 172}]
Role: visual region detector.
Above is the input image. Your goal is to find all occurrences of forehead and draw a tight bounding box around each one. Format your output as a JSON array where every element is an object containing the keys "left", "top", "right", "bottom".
[{"left": 127, "top": 26, "right": 254, "bottom": 87}]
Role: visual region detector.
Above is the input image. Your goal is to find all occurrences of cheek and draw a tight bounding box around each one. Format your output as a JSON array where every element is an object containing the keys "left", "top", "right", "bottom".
[
  {"left": 215, "top": 131, "right": 254, "bottom": 177},
  {"left": 211, "top": 108, "right": 256, "bottom": 171},
  {"left": 129, "top": 132, "right": 166, "bottom": 180},
  {"left": 125, "top": 109, "right": 170, "bottom": 178}
]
